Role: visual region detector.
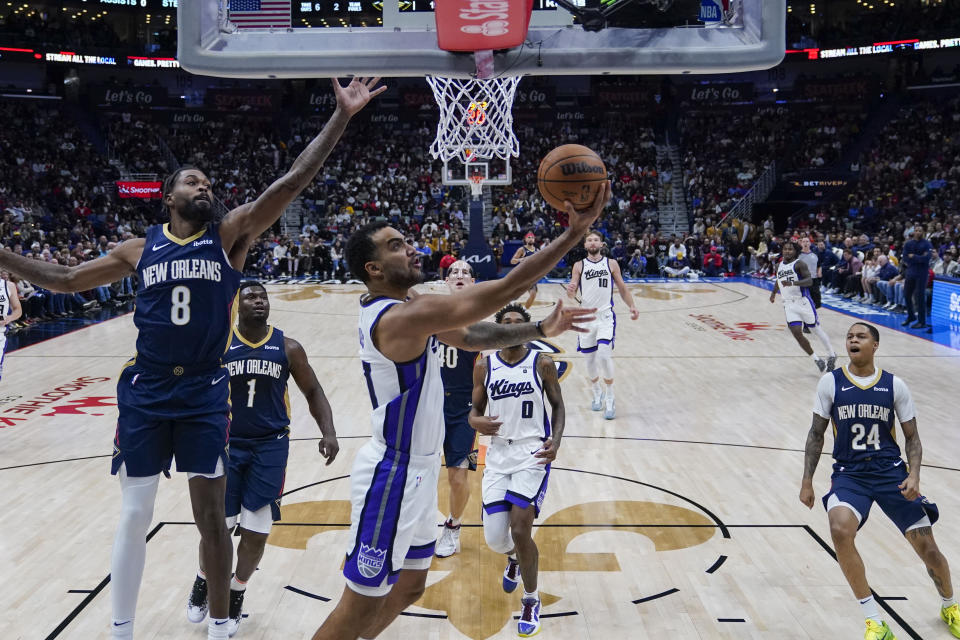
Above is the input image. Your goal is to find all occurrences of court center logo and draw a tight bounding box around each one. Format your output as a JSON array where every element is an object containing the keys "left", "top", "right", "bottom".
[{"left": 269, "top": 498, "right": 716, "bottom": 640}]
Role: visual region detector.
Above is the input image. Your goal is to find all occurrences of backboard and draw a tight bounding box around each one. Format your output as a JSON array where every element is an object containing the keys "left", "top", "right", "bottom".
[{"left": 178, "top": 0, "right": 785, "bottom": 79}]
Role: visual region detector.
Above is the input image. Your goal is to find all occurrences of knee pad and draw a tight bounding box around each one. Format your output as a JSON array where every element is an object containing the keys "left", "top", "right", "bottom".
[
  {"left": 597, "top": 344, "right": 615, "bottom": 380},
  {"left": 584, "top": 351, "right": 599, "bottom": 380},
  {"left": 483, "top": 511, "right": 514, "bottom": 555}
]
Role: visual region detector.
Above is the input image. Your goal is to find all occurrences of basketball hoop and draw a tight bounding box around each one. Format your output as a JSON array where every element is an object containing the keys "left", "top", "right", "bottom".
[
  {"left": 469, "top": 174, "right": 485, "bottom": 199},
  {"left": 427, "top": 74, "right": 521, "bottom": 163}
]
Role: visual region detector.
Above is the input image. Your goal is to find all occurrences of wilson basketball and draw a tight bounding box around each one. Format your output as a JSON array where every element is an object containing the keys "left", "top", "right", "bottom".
[{"left": 537, "top": 144, "right": 607, "bottom": 212}]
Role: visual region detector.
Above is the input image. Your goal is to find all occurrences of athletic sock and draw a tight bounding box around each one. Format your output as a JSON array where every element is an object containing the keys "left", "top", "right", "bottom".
[
  {"left": 208, "top": 617, "right": 229, "bottom": 639},
  {"left": 943, "top": 596, "right": 957, "bottom": 609},
  {"left": 812, "top": 325, "right": 836, "bottom": 356},
  {"left": 110, "top": 619, "right": 134, "bottom": 639},
  {"left": 523, "top": 589, "right": 539, "bottom": 602},
  {"left": 591, "top": 381, "right": 602, "bottom": 398},
  {"left": 449, "top": 515, "right": 462, "bottom": 527},
  {"left": 198, "top": 569, "right": 206, "bottom": 580},
  {"left": 858, "top": 595, "right": 882, "bottom": 623},
  {"left": 605, "top": 383, "right": 614, "bottom": 402},
  {"left": 810, "top": 353, "right": 822, "bottom": 362},
  {"left": 231, "top": 575, "right": 247, "bottom": 592}
]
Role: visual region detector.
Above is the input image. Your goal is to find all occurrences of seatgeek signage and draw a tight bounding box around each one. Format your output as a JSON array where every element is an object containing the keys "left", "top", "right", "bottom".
[
  {"left": 435, "top": 0, "right": 533, "bottom": 52},
  {"left": 931, "top": 277, "right": 960, "bottom": 333},
  {"left": 116, "top": 181, "right": 163, "bottom": 199}
]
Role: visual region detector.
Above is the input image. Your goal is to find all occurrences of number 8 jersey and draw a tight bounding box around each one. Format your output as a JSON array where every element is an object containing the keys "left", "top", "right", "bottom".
[
  {"left": 813, "top": 366, "right": 916, "bottom": 472},
  {"left": 135, "top": 223, "right": 242, "bottom": 369}
]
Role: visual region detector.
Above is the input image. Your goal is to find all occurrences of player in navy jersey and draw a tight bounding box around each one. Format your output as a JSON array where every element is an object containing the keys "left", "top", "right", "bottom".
[
  {"left": 186, "top": 281, "right": 337, "bottom": 636},
  {"left": 313, "top": 183, "right": 609, "bottom": 640},
  {"left": 511, "top": 232, "right": 540, "bottom": 309},
  {"left": 469, "top": 303, "right": 565, "bottom": 637},
  {"left": 435, "top": 260, "right": 481, "bottom": 558},
  {"left": 800, "top": 322, "right": 960, "bottom": 640},
  {"left": 0, "top": 77, "right": 383, "bottom": 640}
]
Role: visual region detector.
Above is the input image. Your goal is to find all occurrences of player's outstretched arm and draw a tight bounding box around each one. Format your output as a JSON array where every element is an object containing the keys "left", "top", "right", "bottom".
[
  {"left": 436, "top": 298, "right": 595, "bottom": 352},
  {"left": 565, "top": 260, "right": 582, "bottom": 299},
  {"left": 0, "top": 238, "right": 142, "bottom": 293},
  {"left": 286, "top": 337, "right": 338, "bottom": 465},
  {"left": 534, "top": 354, "right": 564, "bottom": 464},
  {"left": 899, "top": 417, "right": 922, "bottom": 501},
  {"left": 609, "top": 259, "right": 639, "bottom": 320},
  {"left": 799, "top": 413, "right": 829, "bottom": 508},
  {"left": 380, "top": 183, "right": 610, "bottom": 352},
  {"left": 467, "top": 357, "right": 501, "bottom": 436},
  {"left": 219, "top": 77, "right": 385, "bottom": 265}
]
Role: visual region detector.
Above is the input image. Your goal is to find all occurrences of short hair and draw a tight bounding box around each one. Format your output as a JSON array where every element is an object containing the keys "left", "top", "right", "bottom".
[
  {"left": 162, "top": 166, "right": 201, "bottom": 210},
  {"left": 585, "top": 231, "right": 604, "bottom": 241},
  {"left": 346, "top": 220, "right": 390, "bottom": 283},
  {"left": 782, "top": 240, "right": 800, "bottom": 254},
  {"left": 850, "top": 321, "right": 880, "bottom": 343},
  {"left": 495, "top": 303, "right": 531, "bottom": 324},
  {"left": 238, "top": 280, "right": 266, "bottom": 295}
]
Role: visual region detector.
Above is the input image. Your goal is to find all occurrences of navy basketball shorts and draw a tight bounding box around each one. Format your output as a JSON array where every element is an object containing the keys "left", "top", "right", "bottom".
[
  {"left": 225, "top": 436, "right": 289, "bottom": 528},
  {"left": 822, "top": 463, "right": 940, "bottom": 534},
  {"left": 443, "top": 391, "right": 478, "bottom": 470},
  {"left": 112, "top": 360, "right": 231, "bottom": 477}
]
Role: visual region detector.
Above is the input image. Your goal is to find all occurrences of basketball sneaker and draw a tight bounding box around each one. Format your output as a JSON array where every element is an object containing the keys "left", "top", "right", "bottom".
[
  {"left": 502, "top": 557, "right": 521, "bottom": 593},
  {"left": 227, "top": 588, "right": 244, "bottom": 637},
  {"left": 815, "top": 357, "right": 827, "bottom": 373},
  {"left": 435, "top": 520, "right": 461, "bottom": 558},
  {"left": 517, "top": 596, "right": 542, "bottom": 637},
  {"left": 591, "top": 392, "right": 603, "bottom": 412},
  {"left": 941, "top": 603, "right": 960, "bottom": 638},
  {"left": 864, "top": 619, "right": 895, "bottom": 640},
  {"left": 186, "top": 574, "right": 208, "bottom": 623},
  {"left": 604, "top": 397, "right": 615, "bottom": 420},
  {"left": 826, "top": 355, "right": 837, "bottom": 372}
]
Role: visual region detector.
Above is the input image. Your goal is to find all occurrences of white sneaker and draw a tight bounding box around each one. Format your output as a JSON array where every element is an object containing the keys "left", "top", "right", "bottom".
[
  {"left": 604, "top": 397, "right": 616, "bottom": 420},
  {"left": 591, "top": 392, "right": 603, "bottom": 412},
  {"left": 435, "top": 520, "right": 461, "bottom": 558},
  {"left": 186, "top": 575, "right": 208, "bottom": 623}
]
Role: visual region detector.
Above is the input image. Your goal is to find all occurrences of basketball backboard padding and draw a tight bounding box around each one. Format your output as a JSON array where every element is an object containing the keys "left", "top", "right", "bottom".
[{"left": 178, "top": 0, "right": 784, "bottom": 79}]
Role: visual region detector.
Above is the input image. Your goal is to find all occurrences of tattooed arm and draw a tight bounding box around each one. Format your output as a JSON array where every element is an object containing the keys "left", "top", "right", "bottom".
[
  {"left": 898, "top": 417, "right": 922, "bottom": 501},
  {"left": 799, "top": 413, "right": 829, "bottom": 508}
]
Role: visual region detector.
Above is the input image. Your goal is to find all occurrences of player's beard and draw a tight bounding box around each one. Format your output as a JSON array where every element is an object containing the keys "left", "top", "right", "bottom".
[
  {"left": 181, "top": 198, "right": 214, "bottom": 223},
  {"left": 386, "top": 262, "right": 423, "bottom": 290},
  {"left": 587, "top": 247, "right": 601, "bottom": 256}
]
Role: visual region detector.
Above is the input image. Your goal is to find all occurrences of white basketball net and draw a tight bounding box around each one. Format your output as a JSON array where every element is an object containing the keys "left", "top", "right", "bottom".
[{"left": 426, "top": 75, "right": 521, "bottom": 164}]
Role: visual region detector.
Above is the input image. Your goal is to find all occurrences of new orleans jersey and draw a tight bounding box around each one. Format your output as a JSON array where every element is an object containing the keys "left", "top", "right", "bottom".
[{"left": 225, "top": 326, "right": 291, "bottom": 443}]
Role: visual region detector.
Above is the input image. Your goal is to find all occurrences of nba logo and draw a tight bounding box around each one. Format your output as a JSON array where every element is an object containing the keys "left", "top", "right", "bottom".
[{"left": 699, "top": 0, "right": 727, "bottom": 22}]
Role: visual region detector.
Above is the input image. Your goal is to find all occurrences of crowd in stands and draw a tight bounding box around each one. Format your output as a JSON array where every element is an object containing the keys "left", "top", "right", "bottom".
[
  {"left": 3, "top": 86, "right": 960, "bottom": 333},
  {"left": 0, "top": 9, "right": 123, "bottom": 52}
]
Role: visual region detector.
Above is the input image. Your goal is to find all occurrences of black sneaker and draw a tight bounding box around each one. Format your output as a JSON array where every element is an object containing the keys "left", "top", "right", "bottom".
[
  {"left": 186, "top": 575, "right": 208, "bottom": 623},
  {"left": 227, "top": 588, "right": 244, "bottom": 636}
]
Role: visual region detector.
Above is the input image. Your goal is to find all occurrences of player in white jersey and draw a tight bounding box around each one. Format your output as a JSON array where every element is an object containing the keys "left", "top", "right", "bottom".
[
  {"left": 313, "top": 181, "right": 610, "bottom": 640},
  {"left": 565, "top": 231, "right": 638, "bottom": 419},
  {"left": 0, "top": 272, "right": 23, "bottom": 381},
  {"left": 770, "top": 241, "right": 837, "bottom": 373},
  {"left": 469, "top": 304, "right": 565, "bottom": 638}
]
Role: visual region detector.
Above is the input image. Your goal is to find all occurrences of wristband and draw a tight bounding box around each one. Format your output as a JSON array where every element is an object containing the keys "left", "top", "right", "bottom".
[{"left": 536, "top": 320, "right": 546, "bottom": 337}]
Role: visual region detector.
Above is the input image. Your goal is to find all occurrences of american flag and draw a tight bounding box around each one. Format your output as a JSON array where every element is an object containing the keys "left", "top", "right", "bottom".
[{"left": 228, "top": 0, "right": 291, "bottom": 29}]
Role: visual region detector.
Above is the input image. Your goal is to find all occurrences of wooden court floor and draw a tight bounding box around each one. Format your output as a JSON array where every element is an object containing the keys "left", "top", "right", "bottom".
[{"left": 1, "top": 281, "right": 958, "bottom": 640}]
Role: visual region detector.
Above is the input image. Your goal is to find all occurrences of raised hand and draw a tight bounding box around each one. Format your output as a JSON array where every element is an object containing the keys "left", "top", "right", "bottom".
[
  {"left": 540, "top": 298, "right": 596, "bottom": 336},
  {"left": 332, "top": 76, "right": 387, "bottom": 116}
]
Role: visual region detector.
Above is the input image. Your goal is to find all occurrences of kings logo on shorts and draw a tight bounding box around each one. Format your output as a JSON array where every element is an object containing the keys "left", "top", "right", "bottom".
[{"left": 357, "top": 543, "right": 387, "bottom": 579}]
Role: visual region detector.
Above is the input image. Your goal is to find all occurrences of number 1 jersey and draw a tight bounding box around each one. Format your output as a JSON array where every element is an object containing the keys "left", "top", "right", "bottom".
[
  {"left": 134, "top": 223, "right": 242, "bottom": 370},
  {"left": 224, "top": 326, "right": 291, "bottom": 442}
]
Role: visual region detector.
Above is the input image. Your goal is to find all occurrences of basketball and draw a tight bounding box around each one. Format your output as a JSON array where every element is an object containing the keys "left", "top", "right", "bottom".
[{"left": 537, "top": 144, "right": 607, "bottom": 212}]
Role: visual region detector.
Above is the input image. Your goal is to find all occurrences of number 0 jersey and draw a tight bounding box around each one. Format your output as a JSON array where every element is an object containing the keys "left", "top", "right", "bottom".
[
  {"left": 814, "top": 367, "right": 916, "bottom": 472},
  {"left": 358, "top": 296, "right": 445, "bottom": 457},
  {"left": 225, "top": 326, "right": 291, "bottom": 443},
  {"left": 135, "top": 223, "right": 242, "bottom": 370},
  {"left": 578, "top": 256, "right": 613, "bottom": 311},
  {"left": 485, "top": 349, "right": 550, "bottom": 443}
]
